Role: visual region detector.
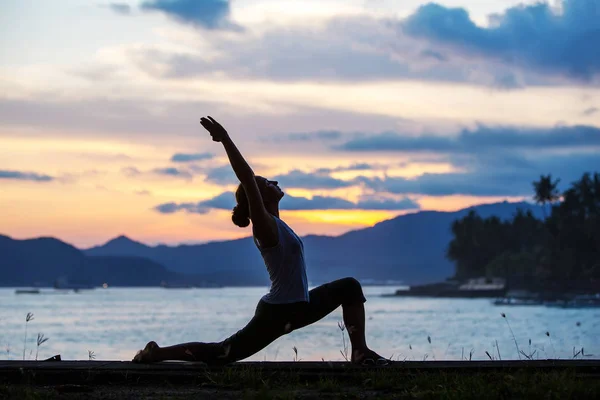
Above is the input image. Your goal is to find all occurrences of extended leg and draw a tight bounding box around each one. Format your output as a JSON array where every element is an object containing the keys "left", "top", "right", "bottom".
[
  {"left": 133, "top": 302, "right": 287, "bottom": 365},
  {"left": 133, "top": 340, "right": 231, "bottom": 363}
]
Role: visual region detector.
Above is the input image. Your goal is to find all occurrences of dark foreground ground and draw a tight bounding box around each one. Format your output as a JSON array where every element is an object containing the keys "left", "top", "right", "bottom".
[{"left": 1, "top": 360, "right": 599, "bottom": 399}]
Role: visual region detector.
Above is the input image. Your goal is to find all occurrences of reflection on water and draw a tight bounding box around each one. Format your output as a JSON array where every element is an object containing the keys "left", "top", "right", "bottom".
[{"left": 1, "top": 287, "right": 598, "bottom": 361}]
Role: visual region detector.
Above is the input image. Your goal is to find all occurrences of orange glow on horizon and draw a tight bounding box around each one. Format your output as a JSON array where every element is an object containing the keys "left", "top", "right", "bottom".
[
  {"left": 418, "top": 195, "right": 528, "bottom": 212},
  {"left": 288, "top": 209, "right": 401, "bottom": 226}
]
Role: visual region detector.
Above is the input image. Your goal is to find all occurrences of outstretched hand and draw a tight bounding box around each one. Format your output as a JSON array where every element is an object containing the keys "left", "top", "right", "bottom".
[{"left": 200, "top": 116, "right": 229, "bottom": 142}]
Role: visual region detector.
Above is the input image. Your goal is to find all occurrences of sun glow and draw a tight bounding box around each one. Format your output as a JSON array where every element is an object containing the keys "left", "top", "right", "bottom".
[{"left": 289, "top": 209, "right": 400, "bottom": 226}]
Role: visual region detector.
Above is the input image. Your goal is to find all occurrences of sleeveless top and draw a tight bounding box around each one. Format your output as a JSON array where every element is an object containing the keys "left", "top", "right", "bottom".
[{"left": 254, "top": 216, "right": 310, "bottom": 304}]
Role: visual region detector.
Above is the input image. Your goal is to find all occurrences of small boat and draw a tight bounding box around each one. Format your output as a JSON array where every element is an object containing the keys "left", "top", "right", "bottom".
[
  {"left": 54, "top": 279, "right": 95, "bottom": 291},
  {"left": 493, "top": 290, "right": 543, "bottom": 306},
  {"left": 15, "top": 289, "right": 41, "bottom": 295},
  {"left": 493, "top": 297, "right": 543, "bottom": 306}
]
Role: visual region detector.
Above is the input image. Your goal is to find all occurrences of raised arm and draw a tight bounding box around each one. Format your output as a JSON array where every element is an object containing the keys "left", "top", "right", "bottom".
[{"left": 200, "top": 116, "right": 277, "bottom": 244}]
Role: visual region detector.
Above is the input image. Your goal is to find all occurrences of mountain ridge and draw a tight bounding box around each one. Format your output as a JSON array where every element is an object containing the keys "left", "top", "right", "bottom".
[
  {"left": 83, "top": 201, "right": 543, "bottom": 285},
  {"left": 1, "top": 201, "right": 543, "bottom": 287}
]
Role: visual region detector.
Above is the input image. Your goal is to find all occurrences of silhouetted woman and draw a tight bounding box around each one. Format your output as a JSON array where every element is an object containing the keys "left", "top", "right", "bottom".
[{"left": 133, "top": 116, "right": 386, "bottom": 365}]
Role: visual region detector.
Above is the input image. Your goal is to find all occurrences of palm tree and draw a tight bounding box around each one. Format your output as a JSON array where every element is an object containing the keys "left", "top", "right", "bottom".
[{"left": 532, "top": 174, "right": 561, "bottom": 219}]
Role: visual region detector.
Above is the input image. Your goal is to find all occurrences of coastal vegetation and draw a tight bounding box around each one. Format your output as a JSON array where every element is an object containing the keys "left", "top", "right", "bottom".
[{"left": 447, "top": 172, "right": 600, "bottom": 295}]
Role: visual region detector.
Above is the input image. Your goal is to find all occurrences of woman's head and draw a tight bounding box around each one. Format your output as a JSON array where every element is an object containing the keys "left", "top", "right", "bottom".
[{"left": 231, "top": 176, "right": 284, "bottom": 227}]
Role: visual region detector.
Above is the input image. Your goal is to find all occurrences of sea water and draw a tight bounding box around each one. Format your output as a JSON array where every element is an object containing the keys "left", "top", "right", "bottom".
[{"left": 1, "top": 287, "right": 598, "bottom": 361}]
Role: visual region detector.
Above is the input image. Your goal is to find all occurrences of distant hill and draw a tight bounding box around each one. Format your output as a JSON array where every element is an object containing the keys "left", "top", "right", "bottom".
[
  {"left": 84, "top": 201, "right": 543, "bottom": 285},
  {"left": 0, "top": 235, "right": 209, "bottom": 287},
  {"left": 86, "top": 235, "right": 270, "bottom": 286},
  {"left": 0, "top": 235, "right": 84, "bottom": 286}
]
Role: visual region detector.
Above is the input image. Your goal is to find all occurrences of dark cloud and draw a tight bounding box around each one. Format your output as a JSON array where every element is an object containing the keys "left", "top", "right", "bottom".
[
  {"left": 358, "top": 173, "right": 525, "bottom": 197},
  {"left": 108, "top": 3, "right": 131, "bottom": 15},
  {"left": 140, "top": 0, "right": 239, "bottom": 30},
  {"left": 0, "top": 170, "right": 53, "bottom": 182},
  {"left": 340, "top": 131, "right": 452, "bottom": 152},
  {"left": 358, "top": 152, "right": 600, "bottom": 197},
  {"left": 154, "top": 192, "right": 419, "bottom": 213},
  {"left": 154, "top": 192, "right": 233, "bottom": 215},
  {"left": 198, "top": 191, "right": 236, "bottom": 210},
  {"left": 281, "top": 195, "right": 356, "bottom": 210},
  {"left": 170, "top": 152, "right": 215, "bottom": 163},
  {"left": 342, "top": 124, "right": 600, "bottom": 197},
  {"left": 338, "top": 125, "right": 600, "bottom": 152},
  {"left": 152, "top": 167, "right": 193, "bottom": 179},
  {"left": 154, "top": 202, "right": 210, "bottom": 214},
  {"left": 273, "top": 170, "right": 353, "bottom": 189},
  {"left": 155, "top": 202, "right": 180, "bottom": 213},
  {"left": 403, "top": 0, "right": 600, "bottom": 80},
  {"left": 356, "top": 196, "right": 419, "bottom": 210},
  {"left": 583, "top": 107, "right": 599, "bottom": 116}
]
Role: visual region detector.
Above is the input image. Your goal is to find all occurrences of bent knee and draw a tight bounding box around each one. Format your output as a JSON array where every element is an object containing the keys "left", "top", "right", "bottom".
[{"left": 338, "top": 277, "right": 365, "bottom": 305}]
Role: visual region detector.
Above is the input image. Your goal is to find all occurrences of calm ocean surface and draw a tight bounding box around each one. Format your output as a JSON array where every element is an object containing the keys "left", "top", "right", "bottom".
[{"left": 1, "top": 286, "right": 598, "bottom": 362}]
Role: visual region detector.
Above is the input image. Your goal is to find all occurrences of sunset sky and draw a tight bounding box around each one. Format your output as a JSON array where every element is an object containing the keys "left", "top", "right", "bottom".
[{"left": 1, "top": 0, "right": 599, "bottom": 248}]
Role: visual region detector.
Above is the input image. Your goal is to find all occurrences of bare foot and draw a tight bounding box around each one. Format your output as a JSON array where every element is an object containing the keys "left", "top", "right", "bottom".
[
  {"left": 351, "top": 348, "right": 389, "bottom": 365},
  {"left": 133, "top": 341, "right": 160, "bottom": 363}
]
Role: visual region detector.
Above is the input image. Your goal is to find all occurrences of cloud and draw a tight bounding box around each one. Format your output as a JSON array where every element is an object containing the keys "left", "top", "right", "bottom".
[
  {"left": 108, "top": 3, "right": 131, "bottom": 15},
  {"left": 272, "top": 170, "right": 354, "bottom": 189},
  {"left": 154, "top": 202, "right": 210, "bottom": 214},
  {"left": 192, "top": 163, "right": 385, "bottom": 191},
  {"left": 493, "top": 72, "right": 524, "bottom": 90},
  {"left": 197, "top": 191, "right": 236, "bottom": 210},
  {"left": 583, "top": 107, "right": 599, "bottom": 116},
  {"left": 281, "top": 195, "right": 358, "bottom": 210},
  {"left": 154, "top": 192, "right": 234, "bottom": 215},
  {"left": 359, "top": 173, "right": 526, "bottom": 197},
  {"left": 152, "top": 167, "right": 193, "bottom": 179},
  {"left": 0, "top": 170, "right": 53, "bottom": 182},
  {"left": 357, "top": 152, "right": 600, "bottom": 197},
  {"left": 122, "top": 166, "right": 194, "bottom": 179},
  {"left": 140, "top": 0, "right": 238, "bottom": 30},
  {"left": 402, "top": 0, "right": 600, "bottom": 80},
  {"left": 170, "top": 152, "right": 215, "bottom": 163},
  {"left": 340, "top": 131, "right": 452, "bottom": 152},
  {"left": 279, "top": 131, "right": 343, "bottom": 142},
  {"left": 338, "top": 125, "right": 600, "bottom": 153},
  {"left": 121, "top": 167, "right": 142, "bottom": 177},
  {"left": 314, "top": 163, "right": 378, "bottom": 174},
  {"left": 355, "top": 196, "right": 420, "bottom": 210},
  {"left": 132, "top": 15, "right": 539, "bottom": 87},
  {"left": 0, "top": 98, "right": 212, "bottom": 139},
  {"left": 154, "top": 192, "right": 419, "bottom": 213},
  {"left": 340, "top": 123, "right": 600, "bottom": 197},
  {"left": 0, "top": 98, "right": 405, "bottom": 166},
  {"left": 202, "top": 165, "right": 238, "bottom": 185}
]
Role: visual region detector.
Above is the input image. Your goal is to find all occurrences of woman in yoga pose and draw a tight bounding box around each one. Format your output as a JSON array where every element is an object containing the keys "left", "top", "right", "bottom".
[{"left": 133, "top": 116, "right": 386, "bottom": 365}]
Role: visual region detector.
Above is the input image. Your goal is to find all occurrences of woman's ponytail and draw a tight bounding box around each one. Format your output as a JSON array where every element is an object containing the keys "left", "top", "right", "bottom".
[{"left": 232, "top": 183, "right": 250, "bottom": 227}]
